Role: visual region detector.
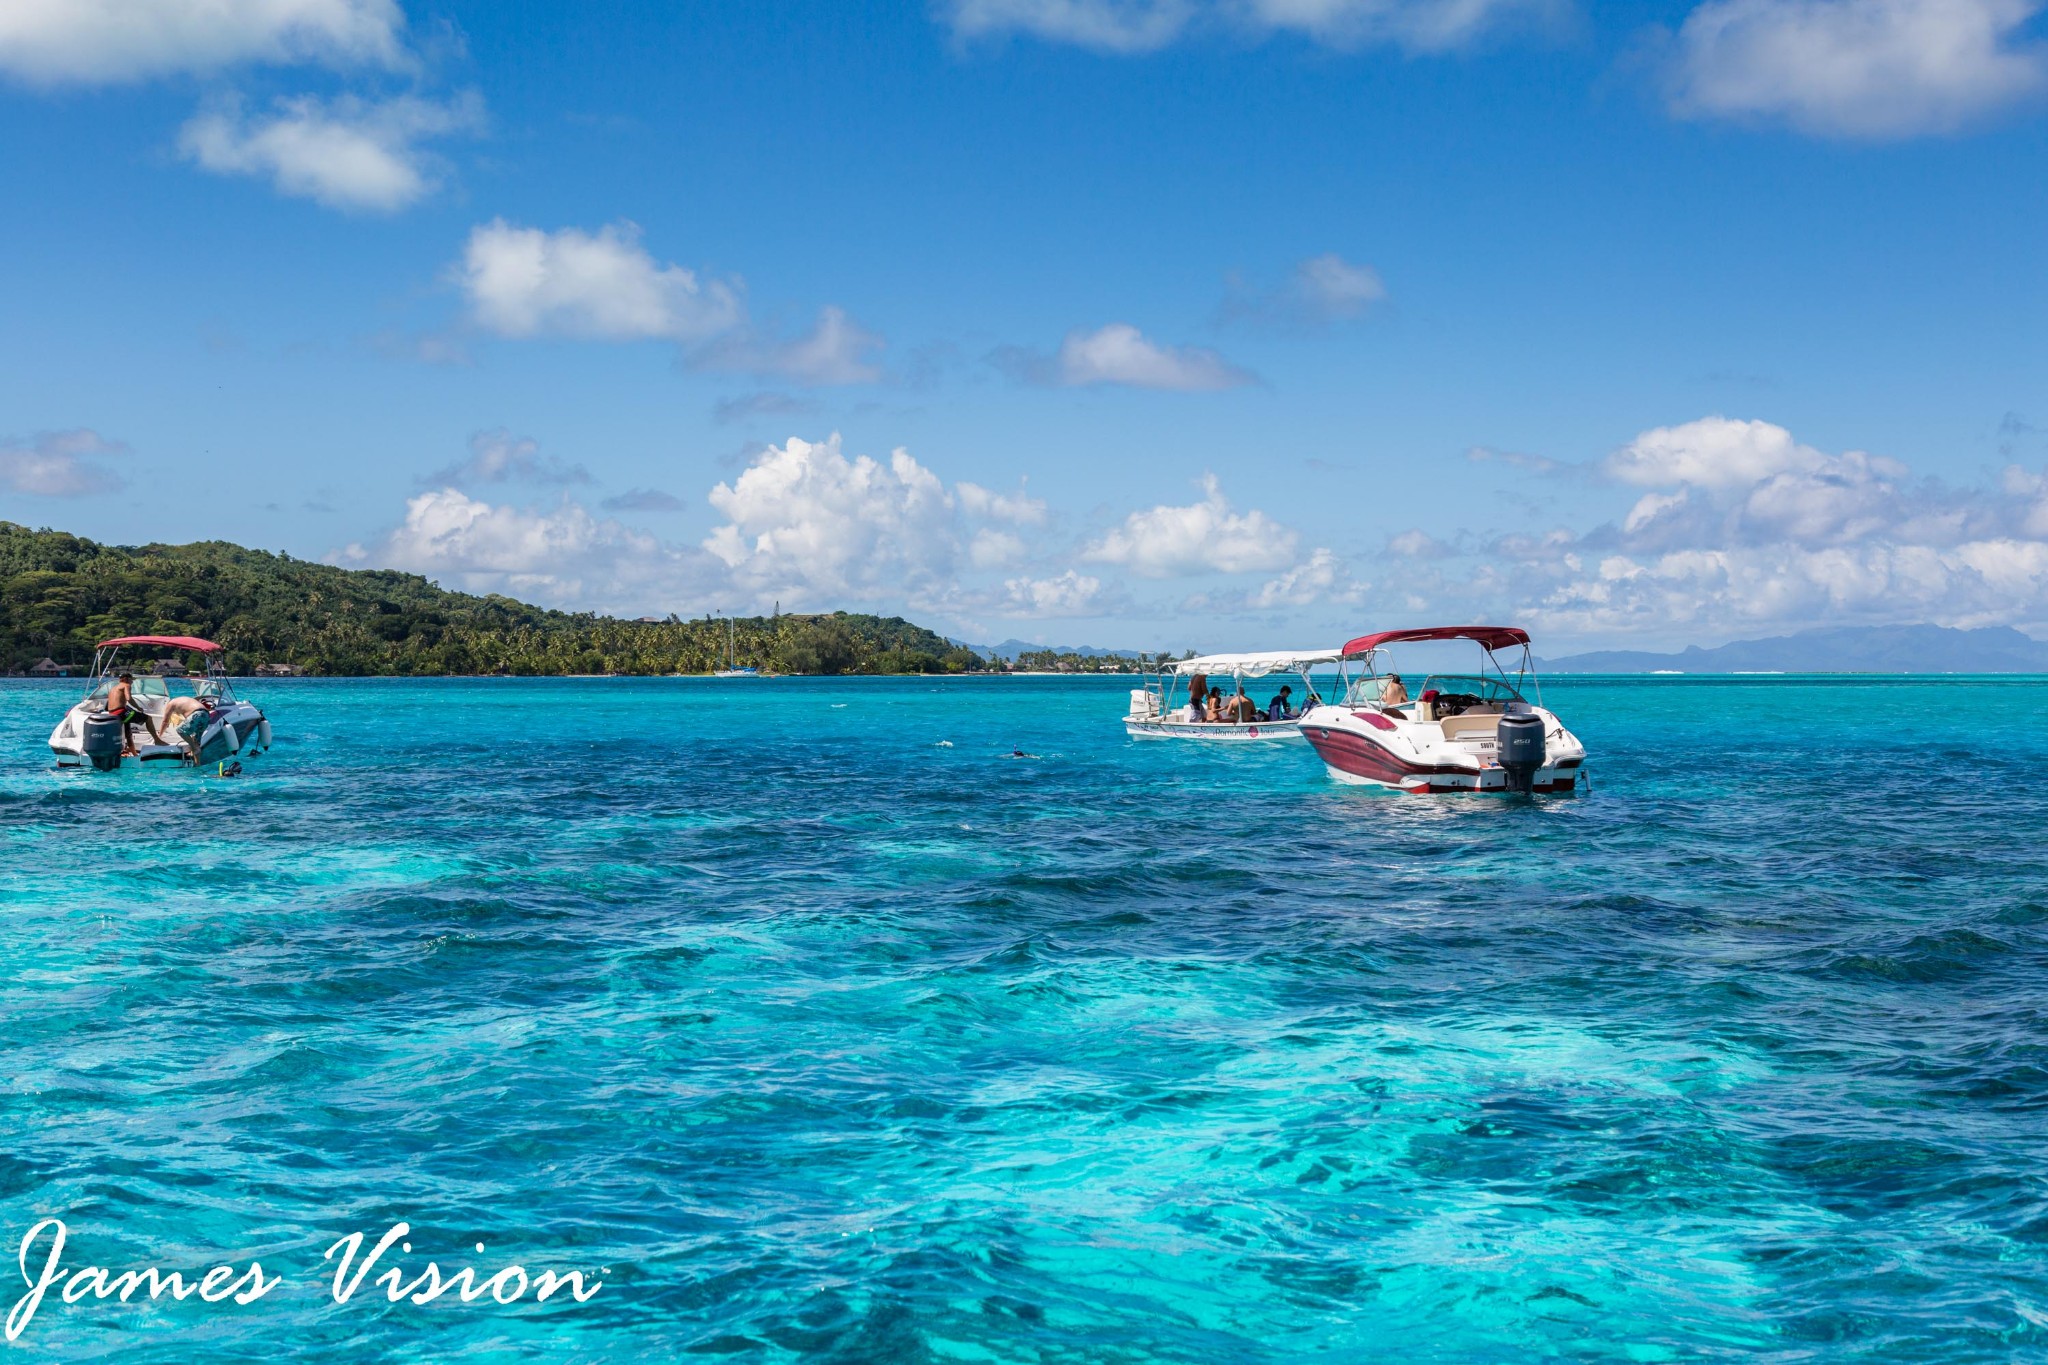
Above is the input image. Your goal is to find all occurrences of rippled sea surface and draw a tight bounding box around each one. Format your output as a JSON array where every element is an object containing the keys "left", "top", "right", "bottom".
[{"left": 4, "top": 674, "right": 2048, "bottom": 1362}]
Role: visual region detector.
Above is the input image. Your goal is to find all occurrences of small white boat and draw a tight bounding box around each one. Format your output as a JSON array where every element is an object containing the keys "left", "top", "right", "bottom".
[
  {"left": 1298, "top": 626, "right": 1586, "bottom": 793},
  {"left": 48, "top": 635, "right": 272, "bottom": 771},
  {"left": 1123, "top": 649, "right": 1344, "bottom": 741},
  {"left": 712, "top": 615, "right": 761, "bottom": 678}
]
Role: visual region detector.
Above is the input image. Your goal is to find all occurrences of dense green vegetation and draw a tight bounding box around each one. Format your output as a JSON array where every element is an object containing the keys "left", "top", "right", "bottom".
[{"left": 0, "top": 522, "right": 984, "bottom": 676}]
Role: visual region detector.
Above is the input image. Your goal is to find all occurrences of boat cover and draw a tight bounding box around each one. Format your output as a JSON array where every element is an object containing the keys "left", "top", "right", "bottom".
[
  {"left": 1170, "top": 649, "right": 1344, "bottom": 677},
  {"left": 96, "top": 635, "right": 223, "bottom": 652},
  {"left": 1342, "top": 626, "right": 1530, "bottom": 656}
]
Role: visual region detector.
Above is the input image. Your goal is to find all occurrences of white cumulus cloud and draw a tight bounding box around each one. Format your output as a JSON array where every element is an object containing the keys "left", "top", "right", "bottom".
[
  {"left": 1606, "top": 415, "right": 1827, "bottom": 489},
  {"left": 1388, "top": 528, "right": 1453, "bottom": 558},
  {"left": 454, "top": 222, "right": 883, "bottom": 384},
  {"left": 180, "top": 92, "right": 483, "bottom": 213},
  {"left": 345, "top": 488, "right": 698, "bottom": 610},
  {"left": 1416, "top": 417, "right": 2048, "bottom": 641},
  {"left": 1247, "top": 547, "right": 1366, "bottom": 609},
  {"left": 1669, "top": 0, "right": 2048, "bottom": 138},
  {"left": 703, "top": 434, "right": 1060, "bottom": 609},
  {"left": 0, "top": 428, "right": 129, "bottom": 496},
  {"left": 1085, "top": 474, "right": 1299, "bottom": 576},
  {"left": 1002, "top": 570, "right": 1108, "bottom": 616},
  {"left": 458, "top": 219, "right": 743, "bottom": 342},
  {"left": 0, "top": 0, "right": 405, "bottom": 86}
]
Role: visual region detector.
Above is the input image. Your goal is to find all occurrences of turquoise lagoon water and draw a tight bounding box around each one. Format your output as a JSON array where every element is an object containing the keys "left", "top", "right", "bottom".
[{"left": 3, "top": 674, "right": 2047, "bottom": 1362}]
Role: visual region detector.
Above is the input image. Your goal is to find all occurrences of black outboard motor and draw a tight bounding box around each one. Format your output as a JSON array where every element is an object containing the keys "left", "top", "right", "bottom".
[
  {"left": 1496, "top": 708, "right": 1546, "bottom": 793},
  {"left": 81, "top": 710, "right": 124, "bottom": 771}
]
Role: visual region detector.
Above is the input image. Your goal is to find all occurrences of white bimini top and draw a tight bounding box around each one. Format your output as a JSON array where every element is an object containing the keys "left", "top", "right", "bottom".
[{"left": 1170, "top": 649, "right": 1343, "bottom": 679}]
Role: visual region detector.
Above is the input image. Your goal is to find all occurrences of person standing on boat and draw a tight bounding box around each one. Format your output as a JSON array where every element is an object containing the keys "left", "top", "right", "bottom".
[{"left": 106, "top": 671, "right": 162, "bottom": 754}]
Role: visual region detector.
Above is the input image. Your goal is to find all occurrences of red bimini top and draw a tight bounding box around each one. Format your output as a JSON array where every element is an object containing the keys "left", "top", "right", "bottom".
[
  {"left": 96, "top": 635, "right": 223, "bottom": 652},
  {"left": 1342, "top": 625, "right": 1531, "bottom": 656}
]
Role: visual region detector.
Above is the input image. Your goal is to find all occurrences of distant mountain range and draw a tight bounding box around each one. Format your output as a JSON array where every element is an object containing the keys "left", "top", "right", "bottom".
[{"left": 1542, "top": 625, "right": 2048, "bottom": 673}]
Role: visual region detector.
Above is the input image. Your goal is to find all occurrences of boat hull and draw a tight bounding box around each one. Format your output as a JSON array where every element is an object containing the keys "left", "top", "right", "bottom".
[
  {"left": 1300, "top": 709, "right": 1584, "bottom": 793},
  {"left": 49, "top": 700, "right": 270, "bottom": 769},
  {"left": 1124, "top": 717, "right": 1303, "bottom": 741}
]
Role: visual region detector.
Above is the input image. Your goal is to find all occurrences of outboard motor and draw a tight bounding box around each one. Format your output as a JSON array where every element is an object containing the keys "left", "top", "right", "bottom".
[
  {"left": 81, "top": 710, "right": 124, "bottom": 771},
  {"left": 1496, "top": 707, "right": 1546, "bottom": 793}
]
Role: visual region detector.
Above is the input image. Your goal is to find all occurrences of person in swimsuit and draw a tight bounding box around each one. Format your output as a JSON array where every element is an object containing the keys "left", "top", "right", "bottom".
[
  {"left": 1380, "top": 674, "right": 1410, "bottom": 708},
  {"left": 105, "top": 672, "right": 163, "bottom": 755},
  {"left": 159, "top": 695, "right": 212, "bottom": 761}
]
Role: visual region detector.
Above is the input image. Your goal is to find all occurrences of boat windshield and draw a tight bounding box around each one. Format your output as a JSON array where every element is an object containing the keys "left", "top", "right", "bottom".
[
  {"left": 84, "top": 674, "right": 234, "bottom": 704},
  {"left": 1417, "top": 674, "right": 1525, "bottom": 707}
]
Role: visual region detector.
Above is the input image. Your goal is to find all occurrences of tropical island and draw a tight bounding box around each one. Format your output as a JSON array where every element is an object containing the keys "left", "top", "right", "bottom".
[{"left": 1, "top": 521, "right": 1056, "bottom": 677}]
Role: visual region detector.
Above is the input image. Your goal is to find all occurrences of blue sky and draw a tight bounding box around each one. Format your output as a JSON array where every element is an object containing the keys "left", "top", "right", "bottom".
[{"left": 2, "top": 0, "right": 2046, "bottom": 652}]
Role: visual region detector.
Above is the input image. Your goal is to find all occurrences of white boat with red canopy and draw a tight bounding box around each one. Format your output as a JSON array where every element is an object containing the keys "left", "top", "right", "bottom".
[
  {"left": 1297, "top": 625, "right": 1586, "bottom": 793},
  {"left": 1124, "top": 648, "right": 1344, "bottom": 741},
  {"left": 48, "top": 635, "right": 272, "bottom": 771}
]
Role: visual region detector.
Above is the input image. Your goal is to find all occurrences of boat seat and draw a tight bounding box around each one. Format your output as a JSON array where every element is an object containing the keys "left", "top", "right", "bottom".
[{"left": 1439, "top": 713, "right": 1505, "bottom": 741}]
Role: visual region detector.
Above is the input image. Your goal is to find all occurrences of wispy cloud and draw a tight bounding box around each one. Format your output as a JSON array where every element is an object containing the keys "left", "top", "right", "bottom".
[
  {"left": 423, "top": 429, "right": 591, "bottom": 489},
  {"left": 1465, "top": 444, "right": 1563, "bottom": 473},
  {"left": 0, "top": 0, "right": 407, "bottom": 87},
  {"left": 994, "top": 323, "right": 1256, "bottom": 391},
  {"left": 180, "top": 91, "right": 484, "bottom": 213},
  {"left": 1220, "top": 251, "right": 1386, "bottom": 328},
  {"left": 714, "top": 391, "right": 825, "bottom": 426},
  {"left": 601, "top": 488, "right": 687, "bottom": 513},
  {"left": 695, "top": 306, "right": 887, "bottom": 387},
  {"left": 939, "top": 0, "right": 1559, "bottom": 53},
  {"left": 452, "top": 221, "right": 884, "bottom": 385},
  {"left": 0, "top": 428, "right": 129, "bottom": 496}
]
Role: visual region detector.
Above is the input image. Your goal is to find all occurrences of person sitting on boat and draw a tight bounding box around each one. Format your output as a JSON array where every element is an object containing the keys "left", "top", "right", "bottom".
[
  {"left": 1228, "top": 688, "right": 1258, "bottom": 723},
  {"left": 1203, "top": 692, "right": 1224, "bottom": 724},
  {"left": 105, "top": 671, "right": 162, "bottom": 755},
  {"left": 1380, "top": 674, "right": 1410, "bottom": 709},
  {"left": 1267, "top": 685, "right": 1295, "bottom": 720}
]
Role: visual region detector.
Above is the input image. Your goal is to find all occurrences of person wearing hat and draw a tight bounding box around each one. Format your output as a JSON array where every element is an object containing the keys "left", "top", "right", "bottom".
[
  {"left": 105, "top": 671, "right": 163, "bottom": 755},
  {"left": 1380, "top": 673, "right": 1410, "bottom": 708}
]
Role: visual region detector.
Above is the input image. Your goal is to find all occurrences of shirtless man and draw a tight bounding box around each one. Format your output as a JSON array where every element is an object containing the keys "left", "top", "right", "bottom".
[
  {"left": 1380, "top": 673, "right": 1410, "bottom": 709},
  {"left": 105, "top": 672, "right": 163, "bottom": 755},
  {"left": 159, "top": 695, "right": 211, "bottom": 761}
]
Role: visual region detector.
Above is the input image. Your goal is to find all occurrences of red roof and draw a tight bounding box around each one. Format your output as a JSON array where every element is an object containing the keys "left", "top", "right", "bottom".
[
  {"left": 96, "top": 635, "right": 222, "bottom": 652},
  {"left": 1343, "top": 625, "right": 1531, "bottom": 656}
]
